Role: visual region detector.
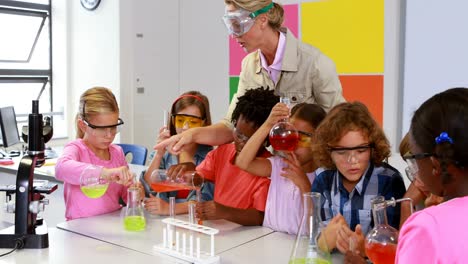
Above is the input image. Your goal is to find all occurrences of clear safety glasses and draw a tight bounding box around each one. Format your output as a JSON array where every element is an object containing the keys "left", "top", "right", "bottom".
[
  {"left": 329, "top": 143, "right": 374, "bottom": 164},
  {"left": 172, "top": 114, "right": 204, "bottom": 129},
  {"left": 83, "top": 118, "right": 124, "bottom": 137},
  {"left": 222, "top": 3, "right": 273, "bottom": 37},
  {"left": 402, "top": 152, "right": 433, "bottom": 182}
]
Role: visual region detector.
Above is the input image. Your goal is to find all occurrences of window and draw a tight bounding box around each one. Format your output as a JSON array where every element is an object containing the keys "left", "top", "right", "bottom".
[{"left": 0, "top": 0, "right": 63, "bottom": 144}]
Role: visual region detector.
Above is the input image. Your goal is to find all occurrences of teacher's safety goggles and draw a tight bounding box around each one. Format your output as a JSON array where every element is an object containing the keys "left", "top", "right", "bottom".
[
  {"left": 172, "top": 114, "right": 205, "bottom": 129},
  {"left": 222, "top": 3, "right": 274, "bottom": 37}
]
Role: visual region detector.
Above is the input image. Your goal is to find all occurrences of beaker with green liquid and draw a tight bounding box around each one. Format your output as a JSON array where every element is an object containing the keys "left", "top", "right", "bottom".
[
  {"left": 289, "top": 192, "right": 331, "bottom": 264},
  {"left": 123, "top": 186, "right": 146, "bottom": 231},
  {"left": 80, "top": 165, "right": 109, "bottom": 198}
]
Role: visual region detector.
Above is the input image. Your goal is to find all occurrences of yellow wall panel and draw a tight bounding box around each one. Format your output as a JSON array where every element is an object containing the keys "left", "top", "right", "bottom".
[{"left": 301, "top": 0, "right": 383, "bottom": 73}]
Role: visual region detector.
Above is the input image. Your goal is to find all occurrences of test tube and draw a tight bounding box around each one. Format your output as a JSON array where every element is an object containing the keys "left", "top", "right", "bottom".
[
  {"left": 188, "top": 202, "right": 196, "bottom": 224},
  {"left": 169, "top": 196, "right": 175, "bottom": 218},
  {"left": 163, "top": 110, "right": 168, "bottom": 129},
  {"left": 196, "top": 190, "right": 203, "bottom": 225},
  {"left": 169, "top": 197, "right": 176, "bottom": 247}
]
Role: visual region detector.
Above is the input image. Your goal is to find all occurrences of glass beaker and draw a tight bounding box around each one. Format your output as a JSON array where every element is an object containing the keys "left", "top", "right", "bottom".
[
  {"left": 289, "top": 192, "right": 331, "bottom": 264},
  {"left": 269, "top": 97, "right": 299, "bottom": 152},
  {"left": 364, "top": 196, "right": 399, "bottom": 264},
  {"left": 80, "top": 165, "right": 109, "bottom": 199},
  {"left": 149, "top": 169, "right": 203, "bottom": 193},
  {"left": 123, "top": 186, "right": 146, "bottom": 231}
]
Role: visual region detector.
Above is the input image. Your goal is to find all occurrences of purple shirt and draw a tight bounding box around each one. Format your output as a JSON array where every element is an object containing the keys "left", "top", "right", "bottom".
[
  {"left": 263, "top": 156, "right": 316, "bottom": 234},
  {"left": 55, "top": 139, "right": 129, "bottom": 220},
  {"left": 259, "top": 31, "right": 286, "bottom": 85}
]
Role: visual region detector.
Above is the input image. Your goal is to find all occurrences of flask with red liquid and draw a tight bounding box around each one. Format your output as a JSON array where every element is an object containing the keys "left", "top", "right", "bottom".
[
  {"left": 365, "top": 196, "right": 410, "bottom": 264},
  {"left": 269, "top": 97, "right": 299, "bottom": 152}
]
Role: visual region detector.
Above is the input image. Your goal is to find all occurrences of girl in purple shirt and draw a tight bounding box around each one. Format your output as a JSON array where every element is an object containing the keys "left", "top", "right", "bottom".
[{"left": 236, "top": 103, "right": 326, "bottom": 234}]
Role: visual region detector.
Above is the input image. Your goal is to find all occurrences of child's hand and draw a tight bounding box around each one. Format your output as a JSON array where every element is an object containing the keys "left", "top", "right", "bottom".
[
  {"left": 144, "top": 195, "right": 169, "bottom": 215},
  {"left": 101, "top": 166, "right": 133, "bottom": 185},
  {"left": 344, "top": 249, "right": 367, "bottom": 264},
  {"left": 195, "top": 201, "right": 225, "bottom": 220},
  {"left": 167, "top": 162, "right": 196, "bottom": 179},
  {"left": 320, "top": 213, "right": 347, "bottom": 252},
  {"left": 155, "top": 126, "right": 171, "bottom": 151},
  {"left": 265, "top": 103, "right": 290, "bottom": 127},
  {"left": 130, "top": 180, "right": 145, "bottom": 201},
  {"left": 281, "top": 153, "right": 311, "bottom": 193},
  {"left": 336, "top": 224, "right": 366, "bottom": 257}
]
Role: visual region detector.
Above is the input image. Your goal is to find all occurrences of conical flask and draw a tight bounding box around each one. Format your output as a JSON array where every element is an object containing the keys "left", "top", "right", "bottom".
[
  {"left": 123, "top": 186, "right": 146, "bottom": 231},
  {"left": 269, "top": 96, "right": 299, "bottom": 152},
  {"left": 289, "top": 192, "right": 331, "bottom": 264},
  {"left": 364, "top": 196, "right": 398, "bottom": 264}
]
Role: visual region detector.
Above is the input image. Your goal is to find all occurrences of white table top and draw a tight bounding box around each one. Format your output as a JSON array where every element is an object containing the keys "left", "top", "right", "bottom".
[
  {"left": 220, "top": 231, "right": 344, "bottom": 264},
  {"left": 57, "top": 210, "right": 275, "bottom": 257},
  {"left": 0, "top": 227, "right": 188, "bottom": 264}
]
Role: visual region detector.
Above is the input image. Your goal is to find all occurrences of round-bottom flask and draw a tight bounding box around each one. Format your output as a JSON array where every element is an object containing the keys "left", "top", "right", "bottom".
[
  {"left": 80, "top": 165, "right": 109, "bottom": 199},
  {"left": 269, "top": 96, "right": 299, "bottom": 152},
  {"left": 365, "top": 196, "right": 398, "bottom": 264}
]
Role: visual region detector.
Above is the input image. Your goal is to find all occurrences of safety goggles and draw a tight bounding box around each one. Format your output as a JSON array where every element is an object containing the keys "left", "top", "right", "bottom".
[
  {"left": 233, "top": 127, "right": 251, "bottom": 143},
  {"left": 83, "top": 118, "right": 124, "bottom": 137},
  {"left": 328, "top": 143, "right": 374, "bottom": 164},
  {"left": 222, "top": 3, "right": 273, "bottom": 37},
  {"left": 172, "top": 114, "right": 204, "bottom": 129},
  {"left": 297, "top": 131, "right": 313, "bottom": 147},
  {"left": 402, "top": 152, "right": 433, "bottom": 182}
]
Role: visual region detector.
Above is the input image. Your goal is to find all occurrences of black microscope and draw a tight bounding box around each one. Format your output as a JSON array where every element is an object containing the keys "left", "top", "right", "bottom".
[{"left": 0, "top": 100, "right": 57, "bottom": 249}]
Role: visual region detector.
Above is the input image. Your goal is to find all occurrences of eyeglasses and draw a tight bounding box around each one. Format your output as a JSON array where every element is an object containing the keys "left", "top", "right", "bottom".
[
  {"left": 297, "top": 131, "right": 313, "bottom": 147},
  {"left": 83, "top": 118, "right": 124, "bottom": 137},
  {"left": 402, "top": 153, "right": 433, "bottom": 182},
  {"left": 172, "top": 114, "right": 204, "bottom": 129},
  {"left": 328, "top": 143, "right": 374, "bottom": 164},
  {"left": 233, "top": 127, "right": 250, "bottom": 143}
]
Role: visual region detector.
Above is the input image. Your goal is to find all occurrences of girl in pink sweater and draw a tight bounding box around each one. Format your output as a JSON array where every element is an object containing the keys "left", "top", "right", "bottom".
[{"left": 55, "top": 87, "right": 133, "bottom": 220}]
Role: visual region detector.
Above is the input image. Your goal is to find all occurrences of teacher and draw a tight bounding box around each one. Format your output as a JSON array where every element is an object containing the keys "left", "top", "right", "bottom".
[{"left": 157, "top": 0, "right": 345, "bottom": 153}]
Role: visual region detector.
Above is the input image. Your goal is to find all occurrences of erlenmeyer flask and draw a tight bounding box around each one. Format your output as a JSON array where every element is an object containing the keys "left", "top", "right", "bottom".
[
  {"left": 269, "top": 97, "right": 299, "bottom": 152},
  {"left": 123, "top": 186, "right": 146, "bottom": 231},
  {"left": 80, "top": 165, "right": 109, "bottom": 198},
  {"left": 290, "top": 192, "right": 331, "bottom": 264},
  {"left": 150, "top": 169, "right": 203, "bottom": 193},
  {"left": 364, "top": 196, "right": 398, "bottom": 264}
]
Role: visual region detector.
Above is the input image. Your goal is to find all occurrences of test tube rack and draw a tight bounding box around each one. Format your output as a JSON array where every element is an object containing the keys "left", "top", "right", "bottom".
[{"left": 154, "top": 218, "right": 220, "bottom": 264}]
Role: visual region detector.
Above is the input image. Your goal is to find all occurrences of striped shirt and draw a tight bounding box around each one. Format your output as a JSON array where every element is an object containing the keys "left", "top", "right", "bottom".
[{"left": 312, "top": 162, "right": 406, "bottom": 234}]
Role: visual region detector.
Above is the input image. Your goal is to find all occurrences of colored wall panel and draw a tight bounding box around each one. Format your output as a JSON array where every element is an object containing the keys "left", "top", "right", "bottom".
[
  {"left": 301, "top": 0, "right": 384, "bottom": 74},
  {"left": 229, "top": 76, "right": 240, "bottom": 102},
  {"left": 340, "top": 75, "right": 383, "bottom": 126}
]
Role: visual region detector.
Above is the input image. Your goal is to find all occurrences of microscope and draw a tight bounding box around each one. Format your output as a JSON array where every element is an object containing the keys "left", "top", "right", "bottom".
[{"left": 0, "top": 100, "right": 57, "bottom": 249}]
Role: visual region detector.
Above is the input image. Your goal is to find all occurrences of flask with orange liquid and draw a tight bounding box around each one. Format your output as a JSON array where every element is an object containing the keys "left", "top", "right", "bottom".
[
  {"left": 365, "top": 196, "right": 413, "bottom": 264},
  {"left": 269, "top": 96, "right": 299, "bottom": 152},
  {"left": 150, "top": 169, "right": 203, "bottom": 193}
]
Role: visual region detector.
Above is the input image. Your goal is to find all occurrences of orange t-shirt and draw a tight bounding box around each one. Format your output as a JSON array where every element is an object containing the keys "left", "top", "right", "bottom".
[{"left": 196, "top": 144, "right": 271, "bottom": 211}]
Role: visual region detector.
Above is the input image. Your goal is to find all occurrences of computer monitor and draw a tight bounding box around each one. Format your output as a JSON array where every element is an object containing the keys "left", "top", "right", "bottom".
[{"left": 0, "top": 106, "right": 21, "bottom": 148}]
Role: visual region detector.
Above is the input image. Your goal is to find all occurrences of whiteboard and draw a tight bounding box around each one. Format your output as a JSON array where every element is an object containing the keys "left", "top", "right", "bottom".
[{"left": 402, "top": 0, "right": 468, "bottom": 135}]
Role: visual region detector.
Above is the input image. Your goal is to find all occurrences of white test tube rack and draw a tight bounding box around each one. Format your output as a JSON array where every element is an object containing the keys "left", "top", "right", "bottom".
[{"left": 154, "top": 218, "right": 220, "bottom": 264}]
